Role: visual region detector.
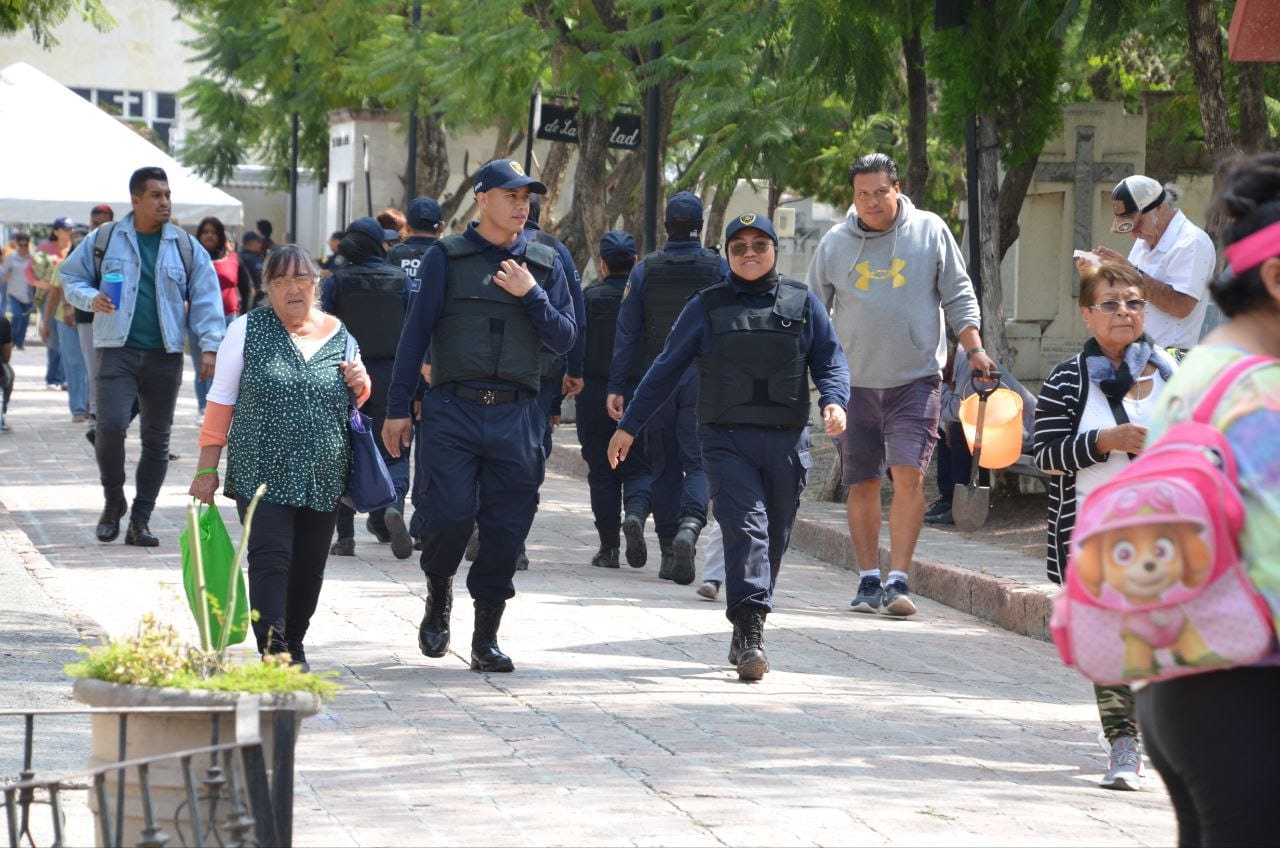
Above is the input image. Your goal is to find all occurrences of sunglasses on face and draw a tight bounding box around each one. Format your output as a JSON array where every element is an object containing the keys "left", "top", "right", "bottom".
[
  {"left": 1089, "top": 298, "right": 1147, "bottom": 314},
  {"left": 727, "top": 239, "right": 773, "bottom": 257}
]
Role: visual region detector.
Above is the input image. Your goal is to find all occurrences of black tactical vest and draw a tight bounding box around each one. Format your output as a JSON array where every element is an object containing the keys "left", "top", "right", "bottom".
[
  {"left": 386, "top": 237, "right": 436, "bottom": 284},
  {"left": 641, "top": 249, "right": 722, "bottom": 366},
  {"left": 696, "top": 278, "right": 811, "bottom": 428},
  {"left": 333, "top": 262, "right": 408, "bottom": 359},
  {"left": 583, "top": 276, "right": 642, "bottom": 381},
  {"left": 430, "top": 235, "right": 556, "bottom": 393}
]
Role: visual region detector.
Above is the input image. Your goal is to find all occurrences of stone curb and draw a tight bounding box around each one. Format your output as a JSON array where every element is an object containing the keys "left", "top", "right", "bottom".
[{"left": 544, "top": 444, "right": 1053, "bottom": 642}]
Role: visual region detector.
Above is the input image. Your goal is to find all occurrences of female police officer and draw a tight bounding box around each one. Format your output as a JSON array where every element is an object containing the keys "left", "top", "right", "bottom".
[{"left": 607, "top": 213, "right": 849, "bottom": 681}]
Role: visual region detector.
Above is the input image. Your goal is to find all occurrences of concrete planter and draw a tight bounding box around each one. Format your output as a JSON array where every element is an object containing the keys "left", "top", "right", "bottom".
[{"left": 73, "top": 678, "right": 319, "bottom": 847}]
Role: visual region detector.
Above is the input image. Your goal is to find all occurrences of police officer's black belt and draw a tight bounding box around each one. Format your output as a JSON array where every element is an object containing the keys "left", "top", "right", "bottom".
[{"left": 446, "top": 384, "right": 532, "bottom": 405}]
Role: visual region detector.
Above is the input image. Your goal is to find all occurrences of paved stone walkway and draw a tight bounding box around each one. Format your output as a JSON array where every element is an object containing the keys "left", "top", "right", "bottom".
[{"left": 0, "top": 345, "right": 1175, "bottom": 845}]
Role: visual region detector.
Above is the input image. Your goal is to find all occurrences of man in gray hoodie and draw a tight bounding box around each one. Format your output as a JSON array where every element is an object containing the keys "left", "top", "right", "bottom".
[{"left": 806, "top": 153, "right": 995, "bottom": 617}]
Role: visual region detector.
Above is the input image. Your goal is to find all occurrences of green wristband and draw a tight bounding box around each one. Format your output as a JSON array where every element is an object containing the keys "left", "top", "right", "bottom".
[{"left": 194, "top": 468, "right": 218, "bottom": 478}]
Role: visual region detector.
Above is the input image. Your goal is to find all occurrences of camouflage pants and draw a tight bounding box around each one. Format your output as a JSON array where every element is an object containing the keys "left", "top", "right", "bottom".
[{"left": 1094, "top": 684, "right": 1138, "bottom": 741}]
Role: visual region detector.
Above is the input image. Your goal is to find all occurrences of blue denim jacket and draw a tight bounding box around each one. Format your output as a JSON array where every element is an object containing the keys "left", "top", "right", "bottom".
[{"left": 61, "top": 213, "right": 225, "bottom": 355}]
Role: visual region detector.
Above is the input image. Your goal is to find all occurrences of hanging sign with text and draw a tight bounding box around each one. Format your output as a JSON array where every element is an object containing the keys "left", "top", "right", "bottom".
[{"left": 536, "top": 103, "right": 642, "bottom": 150}]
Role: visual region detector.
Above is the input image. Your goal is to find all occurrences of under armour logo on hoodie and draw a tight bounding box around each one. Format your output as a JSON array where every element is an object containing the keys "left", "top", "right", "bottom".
[{"left": 854, "top": 258, "right": 907, "bottom": 291}]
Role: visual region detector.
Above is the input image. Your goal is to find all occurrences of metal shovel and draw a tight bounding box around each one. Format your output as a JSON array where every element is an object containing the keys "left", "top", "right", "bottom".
[{"left": 952, "top": 372, "right": 1001, "bottom": 532}]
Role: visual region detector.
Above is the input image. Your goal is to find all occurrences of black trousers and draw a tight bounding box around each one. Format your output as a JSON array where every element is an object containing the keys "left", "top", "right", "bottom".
[
  {"left": 1137, "top": 666, "right": 1280, "bottom": 847},
  {"left": 236, "top": 497, "right": 337, "bottom": 654},
  {"left": 94, "top": 348, "right": 183, "bottom": 521}
]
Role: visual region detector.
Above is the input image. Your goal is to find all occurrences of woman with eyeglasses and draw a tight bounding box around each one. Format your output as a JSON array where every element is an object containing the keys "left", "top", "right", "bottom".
[
  {"left": 188, "top": 244, "right": 371, "bottom": 671},
  {"left": 1033, "top": 260, "right": 1178, "bottom": 792},
  {"left": 607, "top": 213, "right": 850, "bottom": 681}
]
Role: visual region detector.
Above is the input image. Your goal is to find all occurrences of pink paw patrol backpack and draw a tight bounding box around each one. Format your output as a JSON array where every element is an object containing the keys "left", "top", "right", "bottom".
[{"left": 1051, "top": 355, "right": 1276, "bottom": 685}]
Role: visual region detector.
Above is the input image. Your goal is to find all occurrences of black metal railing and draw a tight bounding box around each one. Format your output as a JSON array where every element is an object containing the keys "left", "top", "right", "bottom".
[{"left": 1, "top": 699, "right": 299, "bottom": 848}]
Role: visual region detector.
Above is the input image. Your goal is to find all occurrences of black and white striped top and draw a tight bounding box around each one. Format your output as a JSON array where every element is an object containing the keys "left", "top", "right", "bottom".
[{"left": 1032, "top": 353, "right": 1109, "bottom": 584}]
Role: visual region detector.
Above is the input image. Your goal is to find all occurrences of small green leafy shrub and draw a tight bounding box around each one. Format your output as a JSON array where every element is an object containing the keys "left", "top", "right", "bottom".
[{"left": 66, "top": 615, "right": 339, "bottom": 700}]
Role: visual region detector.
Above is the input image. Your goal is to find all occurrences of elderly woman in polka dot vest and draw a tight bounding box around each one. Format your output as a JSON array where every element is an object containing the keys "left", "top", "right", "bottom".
[{"left": 190, "top": 244, "right": 370, "bottom": 671}]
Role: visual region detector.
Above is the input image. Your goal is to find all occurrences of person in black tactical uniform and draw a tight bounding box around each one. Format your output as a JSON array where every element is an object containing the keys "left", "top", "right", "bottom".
[
  {"left": 387, "top": 196, "right": 443, "bottom": 294},
  {"left": 386, "top": 196, "right": 443, "bottom": 550},
  {"left": 382, "top": 159, "right": 576, "bottom": 673},
  {"left": 577, "top": 230, "right": 652, "bottom": 569},
  {"left": 608, "top": 213, "right": 850, "bottom": 681},
  {"left": 321, "top": 216, "right": 414, "bottom": 559},
  {"left": 606, "top": 192, "right": 726, "bottom": 585}
]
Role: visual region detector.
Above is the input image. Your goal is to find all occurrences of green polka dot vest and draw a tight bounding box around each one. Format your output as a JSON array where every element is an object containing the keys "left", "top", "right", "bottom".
[{"left": 225, "top": 307, "right": 352, "bottom": 510}]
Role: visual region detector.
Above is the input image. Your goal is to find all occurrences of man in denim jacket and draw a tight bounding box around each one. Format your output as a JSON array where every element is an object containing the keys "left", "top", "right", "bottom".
[{"left": 62, "top": 166, "right": 224, "bottom": 546}]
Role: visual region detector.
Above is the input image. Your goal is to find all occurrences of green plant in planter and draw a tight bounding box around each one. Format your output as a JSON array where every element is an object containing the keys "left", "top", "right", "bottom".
[{"left": 66, "top": 485, "right": 339, "bottom": 699}]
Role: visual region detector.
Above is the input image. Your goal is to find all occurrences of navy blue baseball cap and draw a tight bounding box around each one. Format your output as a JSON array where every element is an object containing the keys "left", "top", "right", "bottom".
[
  {"left": 52, "top": 216, "right": 76, "bottom": 230},
  {"left": 241, "top": 231, "right": 262, "bottom": 245},
  {"left": 725, "top": 212, "right": 778, "bottom": 245},
  {"left": 345, "top": 216, "right": 400, "bottom": 243},
  {"left": 599, "top": 230, "right": 637, "bottom": 262},
  {"left": 407, "top": 196, "right": 442, "bottom": 229},
  {"left": 473, "top": 159, "right": 547, "bottom": 195},
  {"left": 664, "top": 191, "right": 703, "bottom": 223}
]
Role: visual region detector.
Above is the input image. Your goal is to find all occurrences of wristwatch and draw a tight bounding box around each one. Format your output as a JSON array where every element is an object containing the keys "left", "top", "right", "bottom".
[{"left": 966, "top": 346, "right": 986, "bottom": 359}]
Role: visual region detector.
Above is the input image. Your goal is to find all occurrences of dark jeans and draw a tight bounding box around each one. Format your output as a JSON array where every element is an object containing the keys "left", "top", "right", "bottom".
[
  {"left": 94, "top": 348, "right": 183, "bottom": 521},
  {"left": 335, "top": 358, "right": 409, "bottom": 536},
  {"left": 1137, "top": 666, "right": 1280, "bottom": 847},
  {"left": 236, "top": 497, "right": 337, "bottom": 654},
  {"left": 8, "top": 296, "right": 32, "bottom": 350},
  {"left": 45, "top": 321, "right": 64, "bottom": 385}
]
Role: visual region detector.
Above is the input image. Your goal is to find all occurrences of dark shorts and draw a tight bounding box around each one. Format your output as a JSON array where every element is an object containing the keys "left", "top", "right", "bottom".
[{"left": 836, "top": 376, "right": 942, "bottom": 485}]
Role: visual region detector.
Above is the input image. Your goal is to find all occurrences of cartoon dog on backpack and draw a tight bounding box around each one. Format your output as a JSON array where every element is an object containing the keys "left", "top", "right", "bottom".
[{"left": 1074, "top": 484, "right": 1218, "bottom": 678}]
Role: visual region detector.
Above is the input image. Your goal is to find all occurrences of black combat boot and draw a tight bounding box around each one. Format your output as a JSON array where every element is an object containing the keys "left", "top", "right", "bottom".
[
  {"left": 95, "top": 489, "right": 128, "bottom": 543},
  {"left": 418, "top": 575, "right": 453, "bottom": 658},
  {"left": 657, "top": 540, "right": 675, "bottom": 581},
  {"left": 470, "top": 600, "right": 514, "bottom": 673},
  {"left": 622, "top": 512, "right": 648, "bottom": 568},
  {"left": 732, "top": 606, "right": 769, "bottom": 682},
  {"left": 670, "top": 516, "right": 704, "bottom": 585}
]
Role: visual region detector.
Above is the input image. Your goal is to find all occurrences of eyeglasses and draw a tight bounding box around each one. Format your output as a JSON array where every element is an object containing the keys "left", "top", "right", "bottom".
[
  {"left": 268, "top": 275, "right": 316, "bottom": 288},
  {"left": 1089, "top": 298, "right": 1147, "bottom": 313},
  {"left": 727, "top": 239, "right": 773, "bottom": 257}
]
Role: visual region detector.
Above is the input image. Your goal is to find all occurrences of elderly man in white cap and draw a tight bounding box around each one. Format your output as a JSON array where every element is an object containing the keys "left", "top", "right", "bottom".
[{"left": 1090, "top": 175, "right": 1215, "bottom": 355}]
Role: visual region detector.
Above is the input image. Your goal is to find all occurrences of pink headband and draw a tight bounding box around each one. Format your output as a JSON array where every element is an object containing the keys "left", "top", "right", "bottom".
[{"left": 1225, "top": 218, "right": 1280, "bottom": 275}]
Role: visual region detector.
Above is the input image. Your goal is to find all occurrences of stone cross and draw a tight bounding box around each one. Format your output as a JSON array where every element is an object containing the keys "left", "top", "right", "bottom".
[{"left": 1034, "top": 125, "right": 1136, "bottom": 251}]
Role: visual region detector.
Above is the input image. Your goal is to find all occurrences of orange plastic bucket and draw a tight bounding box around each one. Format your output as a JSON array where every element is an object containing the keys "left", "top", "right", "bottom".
[{"left": 960, "top": 387, "right": 1023, "bottom": 469}]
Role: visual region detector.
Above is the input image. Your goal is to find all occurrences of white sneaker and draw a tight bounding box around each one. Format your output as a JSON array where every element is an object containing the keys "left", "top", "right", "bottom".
[{"left": 1099, "top": 735, "right": 1143, "bottom": 790}]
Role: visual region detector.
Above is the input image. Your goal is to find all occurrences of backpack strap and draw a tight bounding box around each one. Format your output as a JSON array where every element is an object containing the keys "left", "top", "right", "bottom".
[
  {"left": 176, "top": 230, "right": 194, "bottom": 279},
  {"left": 1192, "top": 354, "right": 1279, "bottom": 424},
  {"left": 91, "top": 221, "right": 117, "bottom": 286}
]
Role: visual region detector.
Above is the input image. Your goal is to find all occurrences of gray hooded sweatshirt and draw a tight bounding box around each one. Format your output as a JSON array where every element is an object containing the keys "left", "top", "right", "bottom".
[{"left": 805, "top": 194, "right": 981, "bottom": 389}]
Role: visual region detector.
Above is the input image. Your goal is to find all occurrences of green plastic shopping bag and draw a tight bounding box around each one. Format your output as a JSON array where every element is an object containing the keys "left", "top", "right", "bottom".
[{"left": 178, "top": 504, "right": 249, "bottom": 647}]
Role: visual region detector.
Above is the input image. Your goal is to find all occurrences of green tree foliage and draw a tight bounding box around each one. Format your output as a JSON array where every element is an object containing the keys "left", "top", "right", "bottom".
[
  {"left": 174, "top": 0, "right": 383, "bottom": 186},
  {"left": 0, "top": 0, "right": 113, "bottom": 48}
]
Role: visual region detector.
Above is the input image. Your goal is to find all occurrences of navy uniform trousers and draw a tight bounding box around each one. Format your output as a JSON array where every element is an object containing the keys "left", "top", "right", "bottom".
[
  {"left": 700, "top": 424, "right": 811, "bottom": 619},
  {"left": 645, "top": 367, "right": 708, "bottom": 543},
  {"left": 535, "top": 359, "right": 567, "bottom": 458},
  {"left": 418, "top": 386, "right": 544, "bottom": 602},
  {"left": 577, "top": 377, "right": 652, "bottom": 539}
]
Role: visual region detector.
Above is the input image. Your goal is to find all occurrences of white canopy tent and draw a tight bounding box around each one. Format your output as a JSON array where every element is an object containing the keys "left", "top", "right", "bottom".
[{"left": 0, "top": 62, "right": 243, "bottom": 226}]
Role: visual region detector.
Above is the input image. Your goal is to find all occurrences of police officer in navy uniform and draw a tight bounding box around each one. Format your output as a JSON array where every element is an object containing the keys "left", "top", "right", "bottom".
[
  {"left": 387, "top": 195, "right": 443, "bottom": 294},
  {"left": 607, "top": 214, "right": 849, "bottom": 681},
  {"left": 607, "top": 192, "right": 727, "bottom": 585},
  {"left": 322, "top": 216, "right": 414, "bottom": 559},
  {"left": 386, "top": 195, "right": 443, "bottom": 550},
  {"left": 577, "top": 230, "right": 653, "bottom": 569},
  {"left": 383, "top": 159, "right": 576, "bottom": 673}
]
